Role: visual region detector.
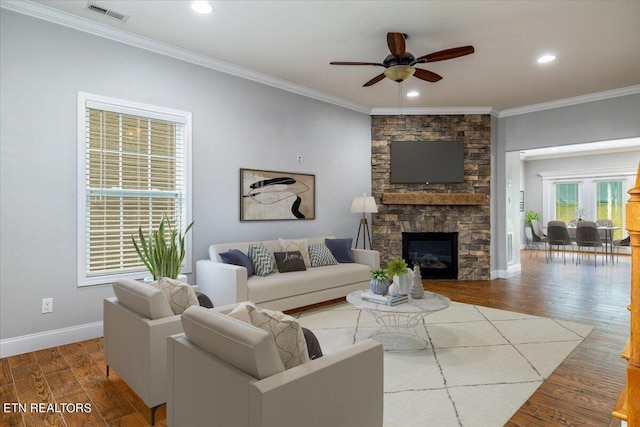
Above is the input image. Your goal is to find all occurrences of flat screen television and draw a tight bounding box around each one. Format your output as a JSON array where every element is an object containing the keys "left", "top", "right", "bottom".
[{"left": 390, "top": 141, "right": 465, "bottom": 183}]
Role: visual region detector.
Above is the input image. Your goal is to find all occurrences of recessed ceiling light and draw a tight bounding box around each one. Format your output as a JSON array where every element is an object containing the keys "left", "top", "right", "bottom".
[
  {"left": 406, "top": 91, "right": 419, "bottom": 98},
  {"left": 191, "top": 1, "right": 213, "bottom": 14},
  {"left": 537, "top": 54, "right": 556, "bottom": 64}
]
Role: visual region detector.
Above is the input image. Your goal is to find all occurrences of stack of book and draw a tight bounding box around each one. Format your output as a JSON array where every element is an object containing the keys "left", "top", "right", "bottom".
[{"left": 361, "top": 290, "right": 408, "bottom": 305}]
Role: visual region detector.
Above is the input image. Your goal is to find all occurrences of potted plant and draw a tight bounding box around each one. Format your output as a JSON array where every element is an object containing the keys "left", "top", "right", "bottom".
[
  {"left": 387, "top": 258, "right": 410, "bottom": 294},
  {"left": 131, "top": 215, "right": 194, "bottom": 281},
  {"left": 369, "top": 269, "right": 390, "bottom": 295},
  {"left": 524, "top": 210, "right": 540, "bottom": 227}
]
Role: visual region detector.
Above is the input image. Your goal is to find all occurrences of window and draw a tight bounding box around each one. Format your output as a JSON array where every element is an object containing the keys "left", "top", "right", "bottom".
[
  {"left": 78, "top": 93, "right": 192, "bottom": 286},
  {"left": 541, "top": 168, "right": 636, "bottom": 242},
  {"left": 554, "top": 182, "right": 579, "bottom": 223},
  {"left": 596, "top": 180, "right": 624, "bottom": 240}
]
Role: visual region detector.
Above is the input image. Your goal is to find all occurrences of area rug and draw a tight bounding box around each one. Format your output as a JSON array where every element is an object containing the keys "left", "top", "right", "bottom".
[{"left": 294, "top": 300, "right": 593, "bottom": 427}]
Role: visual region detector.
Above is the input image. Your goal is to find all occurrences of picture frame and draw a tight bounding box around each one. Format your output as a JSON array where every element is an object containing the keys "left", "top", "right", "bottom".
[{"left": 240, "top": 168, "right": 316, "bottom": 221}]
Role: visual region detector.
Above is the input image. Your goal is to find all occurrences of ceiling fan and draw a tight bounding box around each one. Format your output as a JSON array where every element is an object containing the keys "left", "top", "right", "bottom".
[{"left": 330, "top": 32, "right": 474, "bottom": 87}]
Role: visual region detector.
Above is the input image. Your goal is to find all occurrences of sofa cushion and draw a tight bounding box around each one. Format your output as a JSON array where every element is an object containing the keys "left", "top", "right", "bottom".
[
  {"left": 247, "top": 243, "right": 275, "bottom": 276},
  {"left": 308, "top": 243, "right": 338, "bottom": 267},
  {"left": 248, "top": 263, "right": 371, "bottom": 303},
  {"left": 274, "top": 251, "right": 307, "bottom": 273},
  {"left": 112, "top": 278, "right": 174, "bottom": 320},
  {"left": 157, "top": 277, "right": 199, "bottom": 315},
  {"left": 325, "top": 238, "right": 355, "bottom": 263},
  {"left": 181, "top": 305, "right": 285, "bottom": 380},
  {"left": 219, "top": 249, "right": 254, "bottom": 277},
  {"left": 278, "top": 238, "right": 311, "bottom": 267},
  {"left": 228, "top": 302, "right": 310, "bottom": 369}
]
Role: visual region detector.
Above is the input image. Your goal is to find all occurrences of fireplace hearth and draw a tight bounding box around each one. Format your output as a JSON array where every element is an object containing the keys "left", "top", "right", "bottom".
[{"left": 402, "top": 232, "right": 458, "bottom": 280}]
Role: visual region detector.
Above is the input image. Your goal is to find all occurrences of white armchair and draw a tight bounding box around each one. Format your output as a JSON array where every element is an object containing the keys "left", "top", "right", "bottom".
[
  {"left": 104, "top": 279, "right": 185, "bottom": 425},
  {"left": 167, "top": 304, "right": 384, "bottom": 427}
]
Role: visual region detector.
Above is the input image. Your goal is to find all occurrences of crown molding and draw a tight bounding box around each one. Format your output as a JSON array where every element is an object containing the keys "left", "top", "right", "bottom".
[
  {"left": 498, "top": 85, "right": 640, "bottom": 118},
  {"left": 370, "top": 107, "right": 496, "bottom": 116},
  {"left": 3, "top": 1, "right": 637, "bottom": 118},
  {"left": 0, "top": 0, "right": 371, "bottom": 115}
]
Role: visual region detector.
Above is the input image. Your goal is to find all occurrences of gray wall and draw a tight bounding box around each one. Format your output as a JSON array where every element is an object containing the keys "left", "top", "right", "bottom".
[{"left": 0, "top": 11, "right": 371, "bottom": 344}]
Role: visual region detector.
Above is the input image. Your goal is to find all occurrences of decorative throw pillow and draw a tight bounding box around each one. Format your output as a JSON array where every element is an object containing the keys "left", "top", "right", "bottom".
[
  {"left": 278, "top": 238, "right": 311, "bottom": 268},
  {"left": 308, "top": 243, "right": 339, "bottom": 267},
  {"left": 219, "top": 249, "right": 254, "bottom": 277},
  {"left": 325, "top": 238, "right": 355, "bottom": 263},
  {"left": 247, "top": 243, "right": 275, "bottom": 276},
  {"left": 156, "top": 277, "right": 199, "bottom": 315},
  {"left": 274, "top": 251, "right": 307, "bottom": 273},
  {"left": 228, "top": 302, "right": 310, "bottom": 369}
]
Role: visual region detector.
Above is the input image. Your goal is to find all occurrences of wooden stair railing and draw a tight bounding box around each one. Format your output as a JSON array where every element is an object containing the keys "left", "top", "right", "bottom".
[{"left": 613, "top": 163, "right": 640, "bottom": 426}]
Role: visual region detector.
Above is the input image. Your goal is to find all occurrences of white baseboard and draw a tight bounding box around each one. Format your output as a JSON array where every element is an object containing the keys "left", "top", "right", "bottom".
[
  {"left": 491, "top": 269, "right": 508, "bottom": 279},
  {"left": 0, "top": 321, "right": 103, "bottom": 358}
]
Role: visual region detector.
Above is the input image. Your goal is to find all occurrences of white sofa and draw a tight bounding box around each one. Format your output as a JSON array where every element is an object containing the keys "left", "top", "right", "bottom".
[
  {"left": 196, "top": 236, "right": 379, "bottom": 311},
  {"left": 167, "top": 304, "right": 384, "bottom": 427}
]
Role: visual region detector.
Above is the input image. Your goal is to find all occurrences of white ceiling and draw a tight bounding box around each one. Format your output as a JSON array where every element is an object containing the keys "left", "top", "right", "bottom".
[{"left": 10, "top": 0, "right": 640, "bottom": 114}]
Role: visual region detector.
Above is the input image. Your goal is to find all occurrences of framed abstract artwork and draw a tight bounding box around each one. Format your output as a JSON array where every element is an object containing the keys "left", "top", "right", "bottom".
[{"left": 240, "top": 168, "right": 316, "bottom": 221}]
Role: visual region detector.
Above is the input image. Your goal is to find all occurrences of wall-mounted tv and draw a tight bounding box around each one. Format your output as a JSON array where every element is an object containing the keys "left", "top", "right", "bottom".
[{"left": 390, "top": 141, "right": 465, "bottom": 184}]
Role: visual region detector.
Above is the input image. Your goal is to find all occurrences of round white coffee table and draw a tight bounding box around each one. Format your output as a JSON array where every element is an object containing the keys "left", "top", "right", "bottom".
[{"left": 346, "top": 289, "right": 451, "bottom": 351}]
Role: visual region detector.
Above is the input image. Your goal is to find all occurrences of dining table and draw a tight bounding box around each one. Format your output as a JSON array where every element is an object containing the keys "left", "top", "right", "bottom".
[{"left": 567, "top": 223, "right": 620, "bottom": 263}]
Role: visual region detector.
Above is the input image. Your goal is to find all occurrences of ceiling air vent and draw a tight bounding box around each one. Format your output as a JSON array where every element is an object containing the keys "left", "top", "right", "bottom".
[{"left": 86, "top": 2, "right": 129, "bottom": 22}]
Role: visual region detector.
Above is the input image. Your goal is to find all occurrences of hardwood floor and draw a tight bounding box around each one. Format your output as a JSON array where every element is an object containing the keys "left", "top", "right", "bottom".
[{"left": 0, "top": 251, "right": 631, "bottom": 426}]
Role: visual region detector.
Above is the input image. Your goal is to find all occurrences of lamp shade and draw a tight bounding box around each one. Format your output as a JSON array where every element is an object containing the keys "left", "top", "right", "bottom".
[{"left": 351, "top": 195, "right": 378, "bottom": 214}]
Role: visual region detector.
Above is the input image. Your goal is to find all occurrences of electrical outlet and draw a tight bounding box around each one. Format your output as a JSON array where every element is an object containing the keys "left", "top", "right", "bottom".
[
  {"left": 296, "top": 155, "right": 303, "bottom": 163},
  {"left": 42, "top": 298, "right": 53, "bottom": 314}
]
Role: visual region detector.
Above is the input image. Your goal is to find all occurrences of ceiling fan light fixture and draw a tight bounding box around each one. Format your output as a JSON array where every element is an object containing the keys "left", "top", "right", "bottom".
[
  {"left": 384, "top": 65, "right": 415, "bottom": 82},
  {"left": 407, "top": 91, "right": 420, "bottom": 97}
]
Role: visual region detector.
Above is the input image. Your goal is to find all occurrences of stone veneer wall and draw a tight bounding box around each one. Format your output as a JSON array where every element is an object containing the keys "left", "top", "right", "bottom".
[{"left": 371, "top": 115, "right": 491, "bottom": 280}]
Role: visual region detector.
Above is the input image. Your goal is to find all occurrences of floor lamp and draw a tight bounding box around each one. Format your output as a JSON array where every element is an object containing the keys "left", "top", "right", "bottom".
[{"left": 351, "top": 193, "right": 378, "bottom": 250}]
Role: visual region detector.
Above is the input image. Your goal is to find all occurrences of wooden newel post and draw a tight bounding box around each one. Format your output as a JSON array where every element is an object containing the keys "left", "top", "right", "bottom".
[{"left": 626, "top": 163, "right": 640, "bottom": 426}]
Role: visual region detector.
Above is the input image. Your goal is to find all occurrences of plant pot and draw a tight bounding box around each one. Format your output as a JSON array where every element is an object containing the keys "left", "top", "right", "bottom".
[
  {"left": 369, "top": 278, "right": 390, "bottom": 295},
  {"left": 144, "top": 274, "right": 188, "bottom": 284}
]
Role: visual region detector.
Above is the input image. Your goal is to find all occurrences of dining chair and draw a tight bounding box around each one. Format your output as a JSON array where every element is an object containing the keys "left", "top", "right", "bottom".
[
  {"left": 530, "top": 219, "right": 548, "bottom": 259},
  {"left": 575, "top": 221, "right": 604, "bottom": 267},
  {"left": 596, "top": 219, "right": 614, "bottom": 258},
  {"left": 612, "top": 235, "right": 630, "bottom": 262},
  {"left": 546, "top": 221, "right": 574, "bottom": 264}
]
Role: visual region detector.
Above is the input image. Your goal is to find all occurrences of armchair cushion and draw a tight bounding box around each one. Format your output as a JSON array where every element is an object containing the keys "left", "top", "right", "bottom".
[
  {"left": 157, "top": 277, "right": 200, "bottom": 315},
  {"left": 228, "top": 302, "right": 310, "bottom": 369},
  {"left": 181, "top": 305, "right": 285, "bottom": 380},
  {"left": 112, "top": 278, "right": 174, "bottom": 320}
]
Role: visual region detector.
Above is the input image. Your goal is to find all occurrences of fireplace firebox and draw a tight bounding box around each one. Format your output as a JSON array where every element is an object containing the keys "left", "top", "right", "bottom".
[{"left": 402, "top": 232, "right": 458, "bottom": 280}]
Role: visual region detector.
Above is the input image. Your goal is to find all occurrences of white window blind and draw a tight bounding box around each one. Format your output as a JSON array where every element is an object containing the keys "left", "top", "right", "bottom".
[{"left": 78, "top": 93, "right": 192, "bottom": 286}]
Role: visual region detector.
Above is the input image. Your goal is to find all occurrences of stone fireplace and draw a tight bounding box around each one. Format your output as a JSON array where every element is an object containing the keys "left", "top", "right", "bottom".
[
  {"left": 403, "top": 232, "right": 458, "bottom": 279},
  {"left": 370, "top": 114, "right": 491, "bottom": 280}
]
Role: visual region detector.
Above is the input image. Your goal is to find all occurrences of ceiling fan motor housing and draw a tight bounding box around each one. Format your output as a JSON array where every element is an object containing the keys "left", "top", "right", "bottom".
[{"left": 383, "top": 53, "right": 416, "bottom": 67}]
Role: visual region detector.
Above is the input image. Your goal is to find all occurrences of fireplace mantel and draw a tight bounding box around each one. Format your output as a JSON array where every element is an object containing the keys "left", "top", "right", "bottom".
[{"left": 382, "top": 193, "right": 487, "bottom": 206}]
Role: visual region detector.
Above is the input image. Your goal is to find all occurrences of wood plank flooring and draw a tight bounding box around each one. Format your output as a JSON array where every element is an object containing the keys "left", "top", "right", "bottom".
[{"left": 0, "top": 251, "right": 631, "bottom": 426}]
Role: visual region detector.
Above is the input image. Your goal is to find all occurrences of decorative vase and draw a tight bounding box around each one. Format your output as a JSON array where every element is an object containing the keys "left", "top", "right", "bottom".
[
  {"left": 395, "top": 268, "right": 413, "bottom": 295},
  {"left": 388, "top": 283, "right": 400, "bottom": 296},
  {"left": 370, "top": 278, "right": 390, "bottom": 295},
  {"left": 410, "top": 265, "right": 424, "bottom": 299}
]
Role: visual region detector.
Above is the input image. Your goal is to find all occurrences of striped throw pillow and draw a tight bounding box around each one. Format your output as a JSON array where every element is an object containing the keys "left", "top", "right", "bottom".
[
  {"left": 308, "top": 243, "right": 338, "bottom": 267},
  {"left": 247, "top": 243, "right": 274, "bottom": 276}
]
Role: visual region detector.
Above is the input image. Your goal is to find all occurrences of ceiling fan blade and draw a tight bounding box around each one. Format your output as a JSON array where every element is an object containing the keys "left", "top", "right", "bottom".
[
  {"left": 387, "top": 32, "right": 406, "bottom": 56},
  {"left": 330, "top": 61, "right": 386, "bottom": 67},
  {"left": 363, "top": 73, "right": 386, "bottom": 87},
  {"left": 413, "top": 68, "right": 443, "bottom": 82},
  {"left": 417, "top": 45, "right": 475, "bottom": 62}
]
